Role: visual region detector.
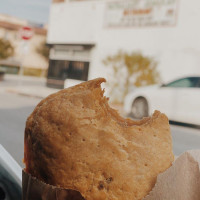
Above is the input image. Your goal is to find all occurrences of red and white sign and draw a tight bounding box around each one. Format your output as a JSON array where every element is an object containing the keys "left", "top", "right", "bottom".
[
  {"left": 105, "top": 0, "right": 178, "bottom": 28},
  {"left": 20, "top": 26, "right": 34, "bottom": 40}
]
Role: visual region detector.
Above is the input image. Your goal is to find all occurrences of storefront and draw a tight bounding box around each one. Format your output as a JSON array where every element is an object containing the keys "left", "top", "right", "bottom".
[
  {"left": 47, "top": 44, "right": 94, "bottom": 88},
  {"left": 47, "top": 0, "right": 200, "bottom": 89}
]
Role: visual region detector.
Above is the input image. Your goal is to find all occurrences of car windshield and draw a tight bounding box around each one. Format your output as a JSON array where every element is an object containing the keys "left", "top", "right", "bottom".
[{"left": 165, "top": 77, "right": 200, "bottom": 88}]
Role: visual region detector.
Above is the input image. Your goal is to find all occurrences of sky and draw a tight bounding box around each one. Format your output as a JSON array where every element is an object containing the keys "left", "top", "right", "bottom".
[{"left": 0, "top": 0, "right": 51, "bottom": 24}]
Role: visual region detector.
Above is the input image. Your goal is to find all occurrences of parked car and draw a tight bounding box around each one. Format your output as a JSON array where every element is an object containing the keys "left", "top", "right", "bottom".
[
  {"left": 0, "top": 145, "right": 22, "bottom": 200},
  {"left": 124, "top": 76, "right": 200, "bottom": 125}
]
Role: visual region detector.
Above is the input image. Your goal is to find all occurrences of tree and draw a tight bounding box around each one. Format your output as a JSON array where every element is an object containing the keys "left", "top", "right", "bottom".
[
  {"left": 0, "top": 39, "right": 14, "bottom": 60},
  {"left": 103, "top": 51, "right": 160, "bottom": 103},
  {"left": 36, "top": 41, "right": 50, "bottom": 61}
]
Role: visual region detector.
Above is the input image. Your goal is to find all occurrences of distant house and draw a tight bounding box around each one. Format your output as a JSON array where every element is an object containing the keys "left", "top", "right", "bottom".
[
  {"left": 0, "top": 14, "right": 48, "bottom": 77},
  {"left": 47, "top": 0, "right": 200, "bottom": 88}
]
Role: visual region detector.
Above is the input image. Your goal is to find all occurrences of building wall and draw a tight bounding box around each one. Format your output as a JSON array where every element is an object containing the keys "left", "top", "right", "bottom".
[
  {"left": 48, "top": 0, "right": 200, "bottom": 83},
  {"left": 0, "top": 14, "right": 48, "bottom": 77}
]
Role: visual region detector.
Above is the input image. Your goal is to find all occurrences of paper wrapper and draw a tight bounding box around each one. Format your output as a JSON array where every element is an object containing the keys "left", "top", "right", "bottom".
[
  {"left": 22, "top": 171, "right": 85, "bottom": 200},
  {"left": 144, "top": 150, "right": 200, "bottom": 200},
  {"left": 22, "top": 150, "right": 200, "bottom": 200}
]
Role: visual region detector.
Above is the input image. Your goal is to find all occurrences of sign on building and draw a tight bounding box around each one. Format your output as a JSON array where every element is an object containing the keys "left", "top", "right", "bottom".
[{"left": 105, "top": 0, "right": 178, "bottom": 28}]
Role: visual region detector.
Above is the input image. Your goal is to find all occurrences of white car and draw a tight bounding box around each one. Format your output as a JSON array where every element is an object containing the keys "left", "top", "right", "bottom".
[{"left": 124, "top": 76, "right": 200, "bottom": 125}]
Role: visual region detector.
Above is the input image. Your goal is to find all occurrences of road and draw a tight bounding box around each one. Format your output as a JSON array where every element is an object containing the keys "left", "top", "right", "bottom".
[
  {"left": 171, "top": 124, "right": 200, "bottom": 155},
  {"left": 0, "top": 91, "right": 41, "bottom": 168},
  {"left": 0, "top": 91, "right": 200, "bottom": 167}
]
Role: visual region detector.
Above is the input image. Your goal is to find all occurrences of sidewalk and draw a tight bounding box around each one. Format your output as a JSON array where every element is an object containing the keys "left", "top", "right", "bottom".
[
  {"left": 7, "top": 86, "right": 59, "bottom": 99},
  {"left": 0, "top": 74, "right": 125, "bottom": 115},
  {"left": 0, "top": 74, "right": 59, "bottom": 99}
]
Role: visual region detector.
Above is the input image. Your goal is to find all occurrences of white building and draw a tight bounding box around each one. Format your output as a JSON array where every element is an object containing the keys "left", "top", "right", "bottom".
[
  {"left": 0, "top": 14, "right": 48, "bottom": 77},
  {"left": 47, "top": 0, "right": 200, "bottom": 89}
]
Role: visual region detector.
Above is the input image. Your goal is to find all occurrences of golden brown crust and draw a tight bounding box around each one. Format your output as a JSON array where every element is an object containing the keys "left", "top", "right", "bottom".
[{"left": 24, "top": 78, "right": 174, "bottom": 200}]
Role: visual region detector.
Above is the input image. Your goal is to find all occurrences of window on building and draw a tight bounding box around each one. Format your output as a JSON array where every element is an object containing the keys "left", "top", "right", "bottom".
[{"left": 48, "top": 60, "right": 89, "bottom": 81}]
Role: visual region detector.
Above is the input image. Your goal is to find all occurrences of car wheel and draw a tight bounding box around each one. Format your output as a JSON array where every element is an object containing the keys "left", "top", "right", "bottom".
[{"left": 131, "top": 97, "right": 149, "bottom": 119}]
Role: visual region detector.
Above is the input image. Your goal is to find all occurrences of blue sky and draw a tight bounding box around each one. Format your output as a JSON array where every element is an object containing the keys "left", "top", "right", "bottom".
[{"left": 0, "top": 0, "right": 51, "bottom": 24}]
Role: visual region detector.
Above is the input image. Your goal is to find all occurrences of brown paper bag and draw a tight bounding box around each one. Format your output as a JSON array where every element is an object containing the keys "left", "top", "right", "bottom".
[
  {"left": 144, "top": 150, "right": 200, "bottom": 200},
  {"left": 22, "top": 170, "right": 85, "bottom": 200}
]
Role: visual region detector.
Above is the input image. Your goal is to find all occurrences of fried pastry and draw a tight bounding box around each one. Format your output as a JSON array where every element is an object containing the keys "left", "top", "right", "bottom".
[{"left": 24, "top": 78, "right": 174, "bottom": 200}]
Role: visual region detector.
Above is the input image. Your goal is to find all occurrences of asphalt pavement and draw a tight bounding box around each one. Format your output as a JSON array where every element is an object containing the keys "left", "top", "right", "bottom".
[
  {"left": 0, "top": 92, "right": 41, "bottom": 168},
  {"left": 0, "top": 75, "right": 200, "bottom": 167}
]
